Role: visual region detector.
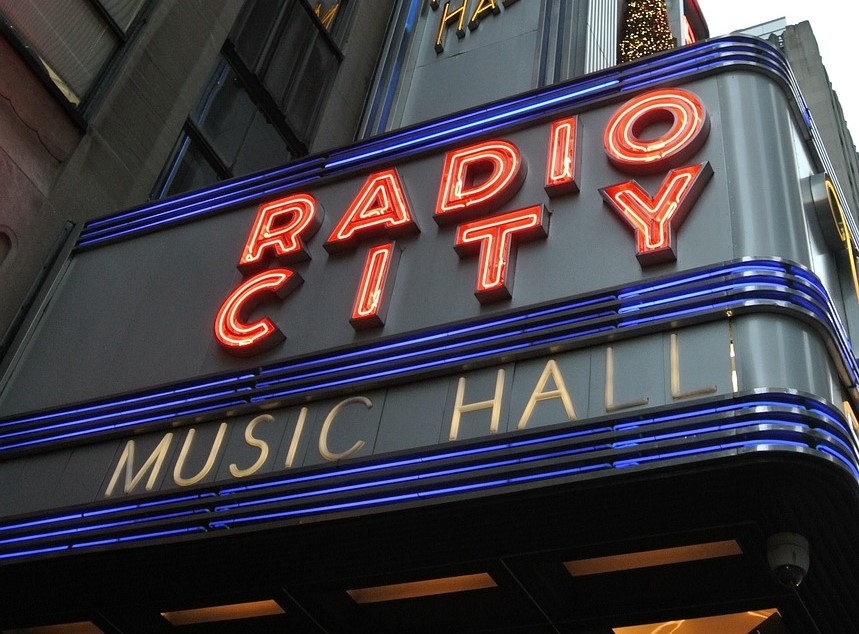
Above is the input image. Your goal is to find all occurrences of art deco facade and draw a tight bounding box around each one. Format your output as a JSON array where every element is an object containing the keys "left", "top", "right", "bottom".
[{"left": 1, "top": 2, "right": 858, "bottom": 633}]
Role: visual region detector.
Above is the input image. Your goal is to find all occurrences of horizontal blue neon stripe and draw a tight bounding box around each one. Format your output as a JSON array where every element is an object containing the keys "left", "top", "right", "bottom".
[
  {"left": 1, "top": 259, "right": 857, "bottom": 454},
  {"left": 73, "top": 36, "right": 805, "bottom": 250},
  {"left": 0, "top": 392, "right": 854, "bottom": 562}
]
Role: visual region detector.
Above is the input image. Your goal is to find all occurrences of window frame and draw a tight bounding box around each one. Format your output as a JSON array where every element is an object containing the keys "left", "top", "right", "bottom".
[
  {"left": 0, "top": 0, "right": 156, "bottom": 128},
  {"left": 152, "top": 0, "right": 350, "bottom": 200}
]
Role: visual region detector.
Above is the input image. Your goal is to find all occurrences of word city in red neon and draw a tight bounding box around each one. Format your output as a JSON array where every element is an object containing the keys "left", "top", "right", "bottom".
[{"left": 215, "top": 87, "right": 712, "bottom": 355}]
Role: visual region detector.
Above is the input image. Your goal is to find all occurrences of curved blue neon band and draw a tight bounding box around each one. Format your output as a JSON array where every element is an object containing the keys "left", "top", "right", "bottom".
[
  {"left": 74, "top": 36, "right": 815, "bottom": 250},
  {"left": 0, "top": 392, "right": 855, "bottom": 562},
  {"left": 2, "top": 259, "right": 857, "bottom": 453}
]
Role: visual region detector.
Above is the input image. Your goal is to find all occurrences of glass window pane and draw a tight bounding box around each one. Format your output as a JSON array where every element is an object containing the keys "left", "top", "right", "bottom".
[
  {"left": 263, "top": 2, "right": 316, "bottom": 104},
  {"left": 262, "top": 1, "right": 340, "bottom": 140},
  {"left": 191, "top": 58, "right": 257, "bottom": 167},
  {"left": 97, "top": 0, "right": 146, "bottom": 33},
  {"left": 230, "top": 0, "right": 290, "bottom": 73},
  {"left": 280, "top": 34, "right": 338, "bottom": 134},
  {"left": 232, "top": 110, "right": 293, "bottom": 176},
  {"left": 162, "top": 135, "right": 220, "bottom": 197},
  {"left": 0, "top": 0, "right": 118, "bottom": 101}
]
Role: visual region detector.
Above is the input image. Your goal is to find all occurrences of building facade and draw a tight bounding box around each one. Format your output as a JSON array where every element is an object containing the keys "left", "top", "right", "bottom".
[
  {"left": 1, "top": 2, "right": 859, "bottom": 633},
  {"left": 0, "top": 0, "right": 396, "bottom": 357}
]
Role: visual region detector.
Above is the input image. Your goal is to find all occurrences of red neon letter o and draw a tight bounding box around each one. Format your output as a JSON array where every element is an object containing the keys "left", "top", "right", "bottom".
[{"left": 604, "top": 88, "right": 709, "bottom": 173}]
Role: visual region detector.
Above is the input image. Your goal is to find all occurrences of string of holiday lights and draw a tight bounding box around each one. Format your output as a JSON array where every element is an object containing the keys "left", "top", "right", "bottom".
[{"left": 619, "top": 0, "right": 677, "bottom": 63}]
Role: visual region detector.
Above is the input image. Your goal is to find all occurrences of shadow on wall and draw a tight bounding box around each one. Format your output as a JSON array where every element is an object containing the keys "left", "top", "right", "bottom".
[{"left": 0, "top": 227, "right": 14, "bottom": 267}]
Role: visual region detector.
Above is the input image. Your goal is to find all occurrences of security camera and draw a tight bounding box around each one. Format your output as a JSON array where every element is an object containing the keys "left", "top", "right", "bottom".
[{"left": 767, "top": 533, "right": 809, "bottom": 588}]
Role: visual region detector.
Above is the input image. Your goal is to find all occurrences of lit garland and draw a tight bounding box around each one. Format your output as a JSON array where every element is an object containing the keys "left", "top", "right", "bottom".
[{"left": 618, "top": 0, "right": 677, "bottom": 64}]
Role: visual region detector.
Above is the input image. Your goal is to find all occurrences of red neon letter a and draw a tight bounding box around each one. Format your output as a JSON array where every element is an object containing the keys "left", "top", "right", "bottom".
[
  {"left": 325, "top": 168, "right": 418, "bottom": 252},
  {"left": 600, "top": 162, "right": 713, "bottom": 265}
]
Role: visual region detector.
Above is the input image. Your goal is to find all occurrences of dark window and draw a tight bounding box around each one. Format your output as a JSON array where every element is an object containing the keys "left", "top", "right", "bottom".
[
  {"left": 157, "top": 131, "right": 223, "bottom": 200},
  {"left": 0, "top": 0, "right": 150, "bottom": 120},
  {"left": 153, "top": 0, "right": 348, "bottom": 199},
  {"left": 228, "top": 0, "right": 346, "bottom": 144}
]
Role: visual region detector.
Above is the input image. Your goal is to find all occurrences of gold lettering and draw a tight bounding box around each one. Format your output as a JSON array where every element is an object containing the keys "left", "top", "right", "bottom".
[
  {"left": 173, "top": 423, "right": 229, "bottom": 487},
  {"left": 824, "top": 177, "right": 859, "bottom": 307},
  {"left": 314, "top": 2, "right": 339, "bottom": 30},
  {"left": 449, "top": 369, "right": 505, "bottom": 441},
  {"left": 319, "top": 397, "right": 369, "bottom": 461},
  {"left": 468, "top": 0, "right": 499, "bottom": 30},
  {"left": 284, "top": 406, "right": 309, "bottom": 468},
  {"left": 844, "top": 401, "right": 859, "bottom": 439},
  {"left": 604, "top": 346, "right": 649, "bottom": 412},
  {"left": 435, "top": 0, "right": 468, "bottom": 53},
  {"left": 105, "top": 433, "right": 174, "bottom": 497},
  {"left": 517, "top": 359, "right": 576, "bottom": 429},
  {"left": 229, "top": 415, "right": 272, "bottom": 478},
  {"left": 670, "top": 332, "right": 717, "bottom": 400}
]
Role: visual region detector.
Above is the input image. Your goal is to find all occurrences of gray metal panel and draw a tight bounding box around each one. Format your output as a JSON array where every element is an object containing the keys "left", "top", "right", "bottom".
[
  {"left": 587, "top": 335, "right": 660, "bottom": 418},
  {"left": 2, "top": 452, "right": 70, "bottom": 515},
  {"left": 718, "top": 72, "right": 814, "bottom": 265},
  {"left": 733, "top": 314, "right": 843, "bottom": 403},
  {"left": 375, "top": 376, "right": 451, "bottom": 454},
  {"left": 439, "top": 364, "right": 515, "bottom": 442},
  {"left": 0, "top": 318, "right": 838, "bottom": 516},
  {"left": 661, "top": 323, "right": 730, "bottom": 403},
  {"left": 299, "top": 390, "right": 384, "bottom": 467},
  {"left": 365, "top": 0, "right": 547, "bottom": 132},
  {"left": 583, "top": 0, "right": 618, "bottom": 74},
  {"left": 399, "top": 32, "right": 540, "bottom": 126},
  {"left": 0, "top": 73, "right": 819, "bottom": 415}
]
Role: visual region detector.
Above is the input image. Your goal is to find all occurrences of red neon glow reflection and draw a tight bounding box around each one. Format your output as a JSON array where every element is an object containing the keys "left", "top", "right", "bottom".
[
  {"left": 455, "top": 205, "right": 548, "bottom": 303},
  {"left": 435, "top": 140, "right": 526, "bottom": 222},
  {"left": 604, "top": 88, "right": 708, "bottom": 172},
  {"left": 682, "top": 16, "right": 696, "bottom": 44},
  {"left": 239, "top": 193, "right": 320, "bottom": 273},
  {"left": 214, "top": 269, "right": 301, "bottom": 354},
  {"left": 325, "top": 168, "right": 417, "bottom": 250},
  {"left": 546, "top": 116, "right": 579, "bottom": 195},
  {"left": 351, "top": 242, "right": 397, "bottom": 329},
  {"left": 600, "top": 163, "right": 713, "bottom": 265}
]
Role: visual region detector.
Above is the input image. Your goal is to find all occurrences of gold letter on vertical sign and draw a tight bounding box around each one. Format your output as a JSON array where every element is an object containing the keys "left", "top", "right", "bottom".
[{"left": 436, "top": 1, "right": 469, "bottom": 53}]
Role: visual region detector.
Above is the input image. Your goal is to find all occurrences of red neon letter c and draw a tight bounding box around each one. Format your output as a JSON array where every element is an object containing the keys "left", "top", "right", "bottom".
[{"left": 214, "top": 269, "right": 302, "bottom": 355}]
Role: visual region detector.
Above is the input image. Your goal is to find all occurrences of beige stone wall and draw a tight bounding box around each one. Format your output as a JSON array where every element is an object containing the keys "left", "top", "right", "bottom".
[{"left": 0, "top": 0, "right": 395, "bottom": 352}]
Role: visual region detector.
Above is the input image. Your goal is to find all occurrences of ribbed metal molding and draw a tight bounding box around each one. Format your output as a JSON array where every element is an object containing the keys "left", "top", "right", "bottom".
[
  {"left": 0, "top": 389, "right": 856, "bottom": 564},
  {"left": 1, "top": 258, "right": 857, "bottom": 456},
  {"left": 584, "top": 0, "right": 619, "bottom": 74},
  {"left": 73, "top": 36, "right": 801, "bottom": 250}
]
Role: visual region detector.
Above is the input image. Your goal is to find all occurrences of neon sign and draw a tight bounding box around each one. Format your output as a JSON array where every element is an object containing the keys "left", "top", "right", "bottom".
[
  {"left": 603, "top": 87, "right": 709, "bottom": 172},
  {"left": 215, "top": 87, "right": 713, "bottom": 355}
]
